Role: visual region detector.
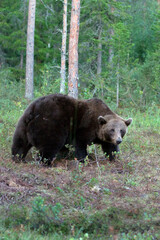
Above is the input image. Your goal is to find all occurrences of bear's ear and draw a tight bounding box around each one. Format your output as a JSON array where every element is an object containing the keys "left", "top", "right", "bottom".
[
  {"left": 98, "top": 116, "right": 107, "bottom": 125},
  {"left": 125, "top": 118, "right": 132, "bottom": 126}
]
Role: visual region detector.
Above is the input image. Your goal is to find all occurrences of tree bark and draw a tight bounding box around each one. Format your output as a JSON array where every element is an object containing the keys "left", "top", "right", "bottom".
[
  {"left": 25, "top": 0, "right": 36, "bottom": 100},
  {"left": 97, "top": 26, "right": 102, "bottom": 75},
  {"left": 20, "top": 51, "right": 24, "bottom": 69},
  {"left": 116, "top": 62, "right": 120, "bottom": 108},
  {"left": 68, "top": 0, "right": 80, "bottom": 99},
  {"left": 60, "top": 0, "right": 68, "bottom": 94},
  {"left": 20, "top": 0, "right": 27, "bottom": 70},
  {"left": 108, "top": 2, "right": 114, "bottom": 67},
  {"left": 108, "top": 28, "right": 114, "bottom": 65}
]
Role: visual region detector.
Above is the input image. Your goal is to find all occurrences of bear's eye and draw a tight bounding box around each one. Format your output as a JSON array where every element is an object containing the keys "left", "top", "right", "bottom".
[
  {"left": 110, "top": 129, "right": 115, "bottom": 133},
  {"left": 120, "top": 129, "right": 125, "bottom": 136}
]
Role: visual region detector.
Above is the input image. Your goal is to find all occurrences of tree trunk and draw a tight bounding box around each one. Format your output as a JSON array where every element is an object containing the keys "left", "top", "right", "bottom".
[
  {"left": 60, "top": 0, "right": 68, "bottom": 94},
  {"left": 97, "top": 26, "right": 102, "bottom": 75},
  {"left": 20, "top": 0, "right": 27, "bottom": 75},
  {"left": 108, "top": 29, "right": 114, "bottom": 64},
  {"left": 108, "top": 4, "right": 114, "bottom": 67},
  {"left": 20, "top": 51, "right": 24, "bottom": 69},
  {"left": 25, "top": 0, "right": 36, "bottom": 100},
  {"left": 20, "top": 0, "right": 27, "bottom": 70},
  {"left": 116, "top": 62, "right": 120, "bottom": 108},
  {"left": 68, "top": 0, "right": 80, "bottom": 99}
]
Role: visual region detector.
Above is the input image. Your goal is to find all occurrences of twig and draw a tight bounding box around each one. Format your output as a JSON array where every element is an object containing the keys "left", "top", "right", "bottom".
[{"left": 94, "top": 145, "right": 101, "bottom": 175}]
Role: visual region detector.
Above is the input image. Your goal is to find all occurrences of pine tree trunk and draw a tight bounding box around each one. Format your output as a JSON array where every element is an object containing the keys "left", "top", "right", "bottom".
[
  {"left": 60, "top": 0, "right": 68, "bottom": 94},
  {"left": 68, "top": 0, "right": 80, "bottom": 99},
  {"left": 25, "top": 0, "right": 36, "bottom": 100}
]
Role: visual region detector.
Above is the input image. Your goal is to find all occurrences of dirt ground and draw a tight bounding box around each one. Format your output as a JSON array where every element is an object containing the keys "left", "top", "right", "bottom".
[{"left": 0, "top": 150, "right": 160, "bottom": 213}]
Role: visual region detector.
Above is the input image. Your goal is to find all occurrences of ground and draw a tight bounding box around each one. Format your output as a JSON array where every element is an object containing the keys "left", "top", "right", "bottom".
[{"left": 0, "top": 150, "right": 160, "bottom": 211}]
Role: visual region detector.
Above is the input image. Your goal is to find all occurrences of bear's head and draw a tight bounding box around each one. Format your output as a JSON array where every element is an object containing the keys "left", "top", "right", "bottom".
[{"left": 97, "top": 115, "right": 132, "bottom": 145}]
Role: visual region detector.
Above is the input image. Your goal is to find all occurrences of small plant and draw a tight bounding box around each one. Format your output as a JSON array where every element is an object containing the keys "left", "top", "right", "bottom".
[
  {"left": 31, "top": 196, "right": 63, "bottom": 220},
  {"left": 74, "top": 195, "right": 86, "bottom": 209},
  {"left": 86, "top": 177, "right": 99, "bottom": 187},
  {"left": 31, "top": 196, "right": 47, "bottom": 217},
  {"left": 125, "top": 178, "right": 137, "bottom": 186},
  {"left": 65, "top": 144, "right": 75, "bottom": 156},
  {"left": 56, "top": 186, "right": 65, "bottom": 194},
  {"left": 3, "top": 205, "right": 28, "bottom": 228},
  {"left": 30, "top": 196, "right": 63, "bottom": 233},
  {"left": 143, "top": 212, "right": 153, "bottom": 221},
  {"left": 126, "top": 161, "right": 136, "bottom": 172},
  {"left": 103, "top": 188, "right": 112, "bottom": 195}
]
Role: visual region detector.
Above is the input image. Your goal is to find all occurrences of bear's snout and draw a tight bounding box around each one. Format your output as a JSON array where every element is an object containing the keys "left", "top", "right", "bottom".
[{"left": 116, "top": 138, "right": 122, "bottom": 145}]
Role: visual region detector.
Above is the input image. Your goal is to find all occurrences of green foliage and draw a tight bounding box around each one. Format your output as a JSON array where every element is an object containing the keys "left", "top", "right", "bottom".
[
  {"left": 0, "top": 0, "right": 63, "bottom": 80},
  {"left": 86, "top": 177, "right": 99, "bottom": 187},
  {"left": 31, "top": 196, "right": 63, "bottom": 221},
  {"left": 3, "top": 205, "right": 28, "bottom": 228},
  {"left": 30, "top": 197, "right": 63, "bottom": 233},
  {"left": 34, "top": 64, "right": 61, "bottom": 97},
  {"left": 0, "top": 0, "right": 27, "bottom": 68},
  {"left": 120, "top": 232, "right": 159, "bottom": 240},
  {"left": 2, "top": 197, "right": 63, "bottom": 235},
  {"left": 128, "top": 0, "right": 158, "bottom": 62},
  {"left": 0, "top": 0, "right": 160, "bottom": 106},
  {"left": 2, "top": 203, "right": 159, "bottom": 238}
]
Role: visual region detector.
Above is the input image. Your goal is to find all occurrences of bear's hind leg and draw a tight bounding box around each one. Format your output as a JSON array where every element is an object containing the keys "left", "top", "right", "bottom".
[
  {"left": 38, "top": 148, "right": 55, "bottom": 166},
  {"left": 56, "top": 146, "right": 69, "bottom": 160},
  {"left": 38, "top": 142, "right": 67, "bottom": 166}
]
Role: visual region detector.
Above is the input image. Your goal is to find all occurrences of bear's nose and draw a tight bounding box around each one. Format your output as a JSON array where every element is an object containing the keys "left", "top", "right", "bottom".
[{"left": 116, "top": 139, "right": 122, "bottom": 145}]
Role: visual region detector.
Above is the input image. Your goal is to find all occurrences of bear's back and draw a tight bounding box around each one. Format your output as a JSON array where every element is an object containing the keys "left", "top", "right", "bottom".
[{"left": 22, "top": 94, "right": 77, "bottom": 124}]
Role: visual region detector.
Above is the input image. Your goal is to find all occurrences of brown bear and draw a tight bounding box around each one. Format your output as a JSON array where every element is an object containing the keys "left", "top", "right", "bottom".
[{"left": 12, "top": 94, "right": 132, "bottom": 165}]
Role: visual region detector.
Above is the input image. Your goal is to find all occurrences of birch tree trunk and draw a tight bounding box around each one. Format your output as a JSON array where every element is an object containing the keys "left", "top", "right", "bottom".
[
  {"left": 68, "top": 0, "right": 80, "bottom": 99},
  {"left": 25, "top": 0, "right": 36, "bottom": 100},
  {"left": 60, "top": 0, "right": 68, "bottom": 94}
]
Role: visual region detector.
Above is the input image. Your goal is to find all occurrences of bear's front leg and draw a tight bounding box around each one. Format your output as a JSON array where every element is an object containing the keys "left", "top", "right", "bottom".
[
  {"left": 75, "top": 142, "right": 87, "bottom": 163},
  {"left": 12, "top": 143, "right": 32, "bottom": 162},
  {"left": 101, "top": 143, "right": 120, "bottom": 161}
]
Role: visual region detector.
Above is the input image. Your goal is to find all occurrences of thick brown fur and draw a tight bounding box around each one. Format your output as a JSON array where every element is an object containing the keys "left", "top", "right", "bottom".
[{"left": 12, "top": 94, "right": 132, "bottom": 165}]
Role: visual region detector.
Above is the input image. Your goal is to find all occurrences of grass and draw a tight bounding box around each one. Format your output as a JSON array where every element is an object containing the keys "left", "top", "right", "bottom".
[{"left": 0, "top": 78, "right": 160, "bottom": 239}]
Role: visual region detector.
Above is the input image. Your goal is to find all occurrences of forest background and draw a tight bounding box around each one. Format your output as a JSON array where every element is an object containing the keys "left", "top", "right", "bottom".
[
  {"left": 0, "top": 0, "right": 160, "bottom": 239},
  {"left": 0, "top": 0, "right": 160, "bottom": 106}
]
